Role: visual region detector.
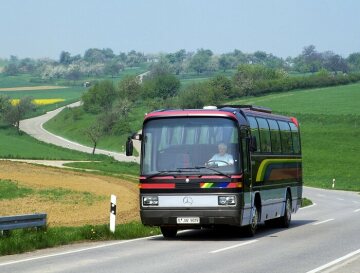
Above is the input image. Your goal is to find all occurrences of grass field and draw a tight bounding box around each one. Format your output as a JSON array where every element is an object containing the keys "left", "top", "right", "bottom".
[
  {"left": 230, "top": 83, "right": 360, "bottom": 191},
  {"left": 44, "top": 104, "right": 148, "bottom": 153},
  {"left": 0, "top": 125, "right": 108, "bottom": 160}
]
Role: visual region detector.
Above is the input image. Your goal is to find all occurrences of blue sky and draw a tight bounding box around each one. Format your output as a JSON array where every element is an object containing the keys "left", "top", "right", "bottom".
[{"left": 0, "top": 0, "right": 359, "bottom": 59}]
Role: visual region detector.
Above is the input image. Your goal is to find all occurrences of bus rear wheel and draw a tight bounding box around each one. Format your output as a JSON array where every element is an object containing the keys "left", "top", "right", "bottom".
[
  {"left": 278, "top": 194, "right": 292, "bottom": 228},
  {"left": 160, "top": 226, "right": 177, "bottom": 238}
]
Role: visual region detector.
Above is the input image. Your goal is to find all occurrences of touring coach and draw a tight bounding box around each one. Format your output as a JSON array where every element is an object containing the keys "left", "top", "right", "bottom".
[{"left": 126, "top": 105, "right": 302, "bottom": 237}]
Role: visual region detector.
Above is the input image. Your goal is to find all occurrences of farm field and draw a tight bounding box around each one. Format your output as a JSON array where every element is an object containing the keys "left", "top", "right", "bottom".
[
  {"left": 230, "top": 83, "right": 360, "bottom": 191},
  {"left": 0, "top": 161, "right": 139, "bottom": 226}
]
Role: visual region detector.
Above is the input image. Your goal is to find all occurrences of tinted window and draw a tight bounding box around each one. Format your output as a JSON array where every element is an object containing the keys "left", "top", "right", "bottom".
[
  {"left": 247, "top": 116, "right": 260, "bottom": 152},
  {"left": 268, "top": 119, "right": 282, "bottom": 153},
  {"left": 256, "top": 118, "right": 271, "bottom": 153},
  {"left": 289, "top": 122, "right": 301, "bottom": 154},
  {"left": 278, "top": 121, "right": 293, "bottom": 153}
]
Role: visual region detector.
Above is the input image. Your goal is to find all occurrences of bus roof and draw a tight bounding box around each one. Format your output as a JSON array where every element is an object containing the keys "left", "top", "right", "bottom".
[{"left": 144, "top": 106, "right": 297, "bottom": 126}]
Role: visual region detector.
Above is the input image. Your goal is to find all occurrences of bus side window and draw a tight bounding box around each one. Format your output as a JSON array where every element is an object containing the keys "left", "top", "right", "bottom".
[
  {"left": 268, "top": 119, "right": 281, "bottom": 153},
  {"left": 289, "top": 122, "right": 301, "bottom": 154},
  {"left": 247, "top": 116, "right": 260, "bottom": 153},
  {"left": 278, "top": 121, "right": 293, "bottom": 154},
  {"left": 256, "top": 117, "right": 271, "bottom": 153}
]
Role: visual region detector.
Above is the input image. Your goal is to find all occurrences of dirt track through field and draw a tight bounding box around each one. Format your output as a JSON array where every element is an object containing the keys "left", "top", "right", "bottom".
[
  {"left": 0, "top": 86, "right": 68, "bottom": 91},
  {"left": 0, "top": 161, "right": 139, "bottom": 226}
]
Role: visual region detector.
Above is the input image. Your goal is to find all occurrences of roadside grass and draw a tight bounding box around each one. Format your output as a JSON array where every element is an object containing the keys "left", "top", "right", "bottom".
[
  {"left": 44, "top": 104, "right": 148, "bottom": 153},
  {"left": 230, "top": 82, "right": 360, "bottom": 191},
  {"left": 0, "top": 125, "right": 109, "bottom": 160},
  {"left": 301, "top": 197, "right": 313, "bottom": 207},
  {"left": 0, "top": 222, "right": 161, "bottom": 256},
  {"left": 64, "top": 160, "right": 140, "bottom": 178}
]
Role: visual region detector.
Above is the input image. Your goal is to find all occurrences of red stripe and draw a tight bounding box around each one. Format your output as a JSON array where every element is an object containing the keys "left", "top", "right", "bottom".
[
  {"left": 145, "top": 110, "right": 236, "bottom": 120},
  {"left": 227, "top": 182, "right": 243, "bottom": 188},
  {"left": 139, "top": 183, "right": 175, "bottom": 189}
]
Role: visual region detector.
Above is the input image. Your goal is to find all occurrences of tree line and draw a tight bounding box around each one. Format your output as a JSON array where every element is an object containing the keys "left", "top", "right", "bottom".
[{"left": 2, "top": 45, "right": 360, "bottom": 81}]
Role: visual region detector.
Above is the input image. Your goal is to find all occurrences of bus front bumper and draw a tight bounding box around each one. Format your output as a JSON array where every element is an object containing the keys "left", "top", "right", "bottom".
[{"left": 140, "top": 209, "right": 242, "bottom": 227}]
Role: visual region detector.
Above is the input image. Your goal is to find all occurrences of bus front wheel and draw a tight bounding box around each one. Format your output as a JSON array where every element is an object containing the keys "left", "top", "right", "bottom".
[
  {"left": 244, "top": 206, "right": 259, "bottom": 237},
  {"left": 161, "top": 226, "right": 177, "bottom": 238}
]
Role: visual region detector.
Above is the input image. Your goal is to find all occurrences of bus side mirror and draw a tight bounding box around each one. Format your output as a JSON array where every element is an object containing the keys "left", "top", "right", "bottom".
[
  {"left": 126, "top": 137, "right": 133, "bottom": 156},
  {"left": 249, "top": 136, "right": 257, "bottom": 152}
]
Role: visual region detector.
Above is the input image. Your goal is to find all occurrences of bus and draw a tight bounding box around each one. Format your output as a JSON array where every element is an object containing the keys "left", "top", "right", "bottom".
[{"left": 126, "top": 105, "right": 302, "bottom": 238}]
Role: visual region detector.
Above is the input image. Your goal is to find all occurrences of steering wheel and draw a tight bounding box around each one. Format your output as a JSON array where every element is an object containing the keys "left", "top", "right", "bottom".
[{"left": 205, "top": 160, "right": 230, "bottom": 167}]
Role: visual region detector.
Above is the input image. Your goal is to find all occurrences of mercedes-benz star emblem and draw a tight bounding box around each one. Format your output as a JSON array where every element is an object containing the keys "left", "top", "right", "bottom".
[{"left": 183, "top": 196, "right": 193, "bottom": 205}]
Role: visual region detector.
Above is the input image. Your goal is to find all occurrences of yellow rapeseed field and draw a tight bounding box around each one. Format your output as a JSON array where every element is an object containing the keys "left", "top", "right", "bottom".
[{"left": 10, "top": 98, "right": 65, "bottom": 106}]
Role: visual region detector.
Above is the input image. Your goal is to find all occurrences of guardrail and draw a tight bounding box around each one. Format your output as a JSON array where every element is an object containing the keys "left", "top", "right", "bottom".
[{"left": 0, "top": 213, "right": 47, "bottom": 235}]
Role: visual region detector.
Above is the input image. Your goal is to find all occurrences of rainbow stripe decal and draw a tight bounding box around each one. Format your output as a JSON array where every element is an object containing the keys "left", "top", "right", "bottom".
[
  {"left": 256, "top": 159, "right": 302, "bottom": 182},
  {"left": 200, "top": 182, "right": 242, "bottom": 188}
]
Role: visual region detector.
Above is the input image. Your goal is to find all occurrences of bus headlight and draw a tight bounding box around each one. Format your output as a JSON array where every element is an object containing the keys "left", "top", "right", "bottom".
[
  {"left": 218, "top": 196, "right": 236, "bottom": 206},
  {"left": 142, "top": 196, "right": 159, "bottom": 206}
]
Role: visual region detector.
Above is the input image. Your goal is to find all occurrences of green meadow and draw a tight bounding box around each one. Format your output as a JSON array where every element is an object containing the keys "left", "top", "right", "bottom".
[
  {"left": 231, "top": 83, "right": 360, "bottom": 191},
  {"left": 44, "top": 104, "right": 148, "bottom": 153},
  {"left": 0, "top": 126, "right": 107, "bottom": 160}
]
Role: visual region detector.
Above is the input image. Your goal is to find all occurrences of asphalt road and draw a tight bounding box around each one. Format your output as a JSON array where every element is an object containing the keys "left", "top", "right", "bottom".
[
  {"left": 19, "top": 102, "right": 139, "bottom": 163},
  {"left": 1, "top": 187, "right": 359, "bottom": 273}
]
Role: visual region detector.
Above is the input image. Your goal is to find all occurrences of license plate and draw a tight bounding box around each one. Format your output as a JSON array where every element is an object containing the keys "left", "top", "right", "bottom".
[{"left": 176, "top": 217, "right": 200, "bottom": 224}]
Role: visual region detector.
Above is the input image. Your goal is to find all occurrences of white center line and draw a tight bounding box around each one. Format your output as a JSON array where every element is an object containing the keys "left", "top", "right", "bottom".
[
  {"left": 306, "top": 248, "right": 360, "bottom": 273},
  {"left": 313, "top": 219, "right": 334, "bottom": 226},
  {"left": 354, "top": 208, "right": 360, "bottom": 213},
  {"left": 209, "top": 240, "right": 258, "bottom": 254}
]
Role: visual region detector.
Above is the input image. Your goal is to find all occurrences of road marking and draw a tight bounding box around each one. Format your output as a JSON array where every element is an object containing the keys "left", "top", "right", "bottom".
[
  {"left": 209, "top": 240, "right": 258, "bottom": 254},
  {"left": 312, "top": 219, "right": 334, "bottom": 226},
  {"left": 0, "top": 235, "right": 161, "bottom": 267},
  {"left": 306, "top": 248, "right": 360, "bottom": 273},
  {"left": 354, "top": 208, "right": 360, "bottom": 213},
  {"left": 299, "top": 203, "right": 317, "bottom": 210}
]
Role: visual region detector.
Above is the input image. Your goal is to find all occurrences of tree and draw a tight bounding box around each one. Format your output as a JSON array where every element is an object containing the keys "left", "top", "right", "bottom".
[
  {"left": 82, "top": 81, "right": 117, "bottom": 113},
  {"left": 0, "top": 95, "right": 11, "bottom": 119},
  {"left": 59, "top": 51, "right": 71, "bottom": 65},
  {"left": 117, "top": 75, "right": 141, "bottom": 102},
  {"left": 104, "top": 61, "right": 124, "bottom": 77},
  {"left": 3, "top": 97, "right": 35, "bottom": 134},
  {"left": 189, "top": 49, "right": 213, "bottom": 74},
  {"left": 84, "top": 122, "right": 103, "bottom": 154},
  {"left": 347, "top": 52, "right": 360, "bottom": 71},
  {"left": 142, "top": 74, "right": 180, "bottom": 99},
  {"left": 218, "top": 55, "right": 232, "bottom": 72},
  {"left": 3, "top": 63, "right": 19, "bottom": 76}
]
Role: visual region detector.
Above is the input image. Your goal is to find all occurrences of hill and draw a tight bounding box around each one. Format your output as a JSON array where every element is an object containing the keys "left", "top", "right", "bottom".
[{"left": 230, "top": 83, "right": 360, "bottom": 191}]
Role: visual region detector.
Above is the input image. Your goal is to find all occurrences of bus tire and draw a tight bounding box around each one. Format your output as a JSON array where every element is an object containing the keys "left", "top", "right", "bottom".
[
  {"left": 161, "top": 226, "right": 177, "bottom": 238},
  {"left": 244, "top": 206, "right": 259, "bottom": 237},
  {"left": 279, "top": 194, "right": 292, "bottom": 228}
]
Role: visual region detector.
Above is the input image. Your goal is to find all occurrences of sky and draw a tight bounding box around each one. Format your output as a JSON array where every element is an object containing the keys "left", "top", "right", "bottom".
[{"left": 0, "top": 0, "right": 359, "bottom": 60}]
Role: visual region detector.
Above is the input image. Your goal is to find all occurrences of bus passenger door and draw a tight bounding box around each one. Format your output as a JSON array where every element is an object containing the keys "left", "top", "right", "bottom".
[{"left": 241, "top": 128, "right": 252, "bottom": 226}]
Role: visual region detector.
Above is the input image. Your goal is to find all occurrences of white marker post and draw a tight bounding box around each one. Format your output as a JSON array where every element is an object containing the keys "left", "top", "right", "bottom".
[
  {"left": 110, "top": 195, "right": 117, "bottom": 233},
  {"left": 332, "top": 178, "right": 335, "bottom": 189}
]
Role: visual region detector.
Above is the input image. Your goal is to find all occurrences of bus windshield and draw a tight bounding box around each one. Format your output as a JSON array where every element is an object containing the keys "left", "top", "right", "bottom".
[{"left": 142, "top": 117, "right": 240, "bottom": 176}]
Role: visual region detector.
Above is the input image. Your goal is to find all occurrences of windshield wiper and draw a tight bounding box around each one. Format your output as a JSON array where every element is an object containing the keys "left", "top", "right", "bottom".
[
  {"left": 147, "top": 169, "right": 184, "bottom": 179},
  {"left": 178, "top": 166, "right": 231, "bottom": 178}
]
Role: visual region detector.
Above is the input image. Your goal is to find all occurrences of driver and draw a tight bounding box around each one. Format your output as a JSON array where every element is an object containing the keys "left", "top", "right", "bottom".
[{"left": 208, "top": 143, "right": 234, "bottom": 166}]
